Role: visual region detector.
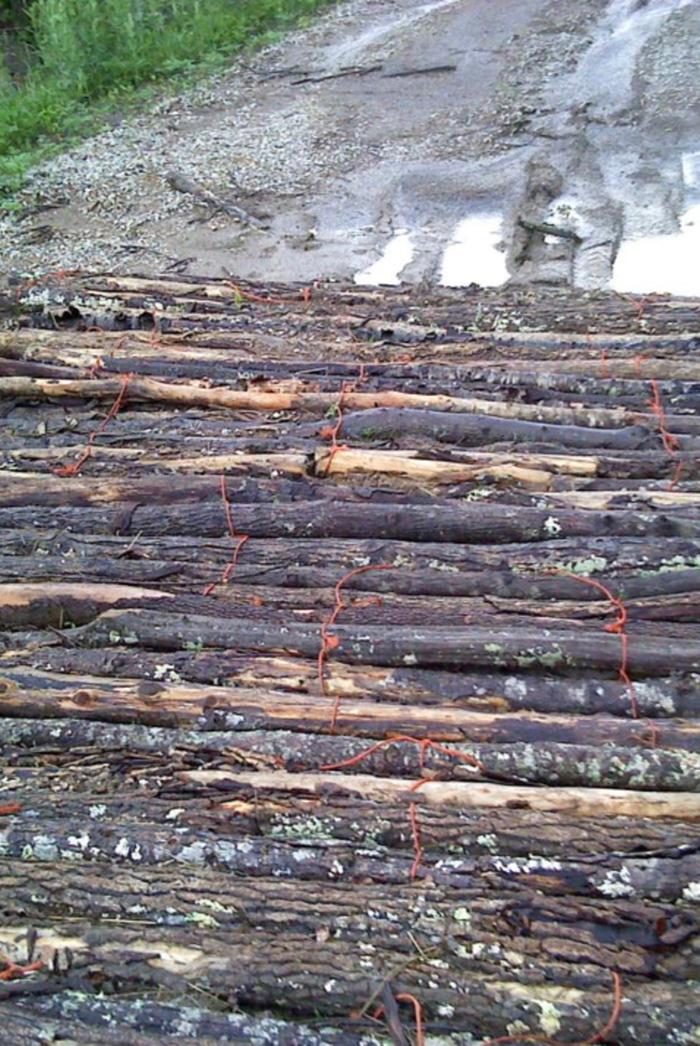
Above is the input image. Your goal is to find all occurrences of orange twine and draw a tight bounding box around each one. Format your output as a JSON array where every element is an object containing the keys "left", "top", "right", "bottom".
[
  {"left": 317, "top": 563, "right": 391, "bottom": 730},
  {"left": 480, "top": 971, "right": 622, "bottom": 1046},
  {"left": 53, "top": 373, "right": 132, "bottom": 477},
  {"left": 203, "top": 474, "right": 250, "bottom": 596}
]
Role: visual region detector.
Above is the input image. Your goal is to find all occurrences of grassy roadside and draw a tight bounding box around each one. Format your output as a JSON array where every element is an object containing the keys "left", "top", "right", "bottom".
[{"left": 0, "top": 0, "right": 338, "bottom": 199}]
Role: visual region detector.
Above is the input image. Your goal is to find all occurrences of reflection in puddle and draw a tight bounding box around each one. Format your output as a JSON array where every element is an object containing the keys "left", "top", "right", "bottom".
[
  {"left": 439, "top": 214, "right": 507, "bottom": 287},
  {"left": 682, "top": 150, "right": 700, "bottom": 190},
  {"left": 612, "top": 203, "right": 700, "bottom": 297},
  {"left": 354, "top": 230, "right": 413, "bottom": 285}
]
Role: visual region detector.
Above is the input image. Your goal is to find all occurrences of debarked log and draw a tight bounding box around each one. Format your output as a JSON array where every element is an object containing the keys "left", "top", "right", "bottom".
[
  {"left": 2, "top": 373, "right": 699, "bottom": 432},
  {"left": 1, "top": 670, "right": 696, "bottom": 748},
  {"left": 3, "top": 657, "right": 697, "bottom": 718},
  {"left": 178, "top": 768, "right": 700, "bottom": 820}
]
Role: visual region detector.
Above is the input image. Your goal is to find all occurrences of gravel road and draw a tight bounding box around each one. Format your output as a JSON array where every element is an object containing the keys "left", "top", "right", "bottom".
[{"left": 2, "top": 0, "right": 699, "bottom": 291}]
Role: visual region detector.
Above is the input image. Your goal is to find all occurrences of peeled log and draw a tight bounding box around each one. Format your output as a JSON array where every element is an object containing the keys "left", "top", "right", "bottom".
[
  {"left": 180, "top": 768, "right": 700, "bottom": 820},
  {"left": 1, "top": 671, "right": 697, "bottom": 749},
  {"left": 3, "top": 657, "right": 697, "bottom": 718}
]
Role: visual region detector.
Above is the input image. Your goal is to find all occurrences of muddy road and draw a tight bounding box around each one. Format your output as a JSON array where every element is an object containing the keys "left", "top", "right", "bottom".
[{"left": 2, "top": 0, "right": 699, "bottom": 292}]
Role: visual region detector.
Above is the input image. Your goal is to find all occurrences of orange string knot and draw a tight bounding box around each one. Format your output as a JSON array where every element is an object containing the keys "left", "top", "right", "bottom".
[
  {"left": 52, "top": 372, "right": 132, "bottom": 478},
  {"left": 203, "top": 474, "right": 250, "bottom": 596},
  {"left": 317, "top": 563, "right": 392, "bottom": 729},
  {"left": 547, "top": 571, "right": 638, "bottom": 719}
]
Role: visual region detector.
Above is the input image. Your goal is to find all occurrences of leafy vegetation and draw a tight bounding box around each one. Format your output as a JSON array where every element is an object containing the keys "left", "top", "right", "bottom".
[{"left": 0, "top": 0, "right": 336, "bottom": 194}]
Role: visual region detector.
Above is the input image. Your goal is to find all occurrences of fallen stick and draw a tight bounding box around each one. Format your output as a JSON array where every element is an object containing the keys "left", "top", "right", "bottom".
[
  {"left": 0, "top": 374, "right": 693, "bottom": 427},
  {"left": 165, "top": 170, "right": 268, "bottom": 229}
]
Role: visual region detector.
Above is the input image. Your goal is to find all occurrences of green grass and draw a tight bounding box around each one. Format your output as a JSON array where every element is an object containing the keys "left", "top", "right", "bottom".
[{"left": 0, "top": 0, "right": 337, "bottom": 196}]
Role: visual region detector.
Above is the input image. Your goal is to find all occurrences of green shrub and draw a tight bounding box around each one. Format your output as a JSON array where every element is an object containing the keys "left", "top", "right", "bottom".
[{"left": 0, "top": 0, "right": 336, "bottom": 194}]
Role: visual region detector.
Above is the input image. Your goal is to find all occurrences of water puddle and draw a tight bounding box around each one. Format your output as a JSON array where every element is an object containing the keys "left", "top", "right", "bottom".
[
  {"left": 612, "top": 150, "right": 700, "bottom": 296},
  {"left": 612, "top": 203, "right": 700, "bottom": 297},
  {"left": 439, "top": 213, "right": 507, "bottom": 287},
  {"left": 682, "top": 150, "right": 700, "bottom": 190},
  {"left": 354, "top": 230, "right": 414, "bottom": 285}
]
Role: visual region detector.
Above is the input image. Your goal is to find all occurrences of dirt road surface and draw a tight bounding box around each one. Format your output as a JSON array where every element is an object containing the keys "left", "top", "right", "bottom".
[{"left": 2, "top": 0, "right": 699, "bottom": 291}]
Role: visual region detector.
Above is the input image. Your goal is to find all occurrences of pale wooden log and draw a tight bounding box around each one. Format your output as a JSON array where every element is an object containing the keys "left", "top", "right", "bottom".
[
  {"left": 7, "top": 445, "right": 309, "bottom": 476},
  {"left": 315, "top": 446, "right": 596, "bottom": 486},
  {"left": 181, "top": 768, "right": 700, "bottom": 819},
  {"left": 544, "top": 490, "right": 700, "bottom": 508},
  {"left": 3, "top": 674, "right": 696, "bottom": 748},
  {"left": 0, "top": 582, "right": 176, "bottom": 628},
  {"left": 2, "top": 333, "right": 687, "bottom": 430},
  {"left": 503, "top": 357, "right": 700, "bottom": 379},
  {"left": 0, "top": 373, "right": 695, "bottom": 426}
]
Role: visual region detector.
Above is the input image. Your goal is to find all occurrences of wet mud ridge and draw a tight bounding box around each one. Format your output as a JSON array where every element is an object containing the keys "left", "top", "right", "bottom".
[{"left": 0, "top": 273, "right": 700, "bottom": 1043}]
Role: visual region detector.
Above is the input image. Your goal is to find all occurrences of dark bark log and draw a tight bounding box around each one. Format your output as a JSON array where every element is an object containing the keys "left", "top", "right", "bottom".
[
  {"left": 1, "top": 859, "right": 698, "bottom": 980},
  {"left": 2, "top": 801, "right": 699, "bottom": 892},
  {"left": 1, "top": 912, "right": 697, "bottom": 1044},
  {"left": 1, "top": 500, "right": 699, "bottom": 542},
  {"left": 1, "top": 573, "right": 700, "bottom": 629},
  {"left": 0, "top": 471, "right": 417, "bottom": 509},
  {"left": 1, "top": 528, "right": 699, "bottom": 603},
  {"left": 5, "top": 274, "right": 700, "bottom": 1046},
  {"left": 67, "top": 607, "right": 700, "bottom": 678},
  {"left": 337, "top": 407, "right": 663, "bottom": 451},
  {"left": 2, "top": 780, "right": 696, "bottom": 858},
  {"left": 0, "top": 996, "right": 360, "bottom": 1046},
  {"left": 3, "top": 717, "right": 698, "bottom": 790}
]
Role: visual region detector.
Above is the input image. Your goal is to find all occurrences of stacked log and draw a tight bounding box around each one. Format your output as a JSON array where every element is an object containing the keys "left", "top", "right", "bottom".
[{"left": 0, "top": 273, "right": 699, "bottom": 1045}]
